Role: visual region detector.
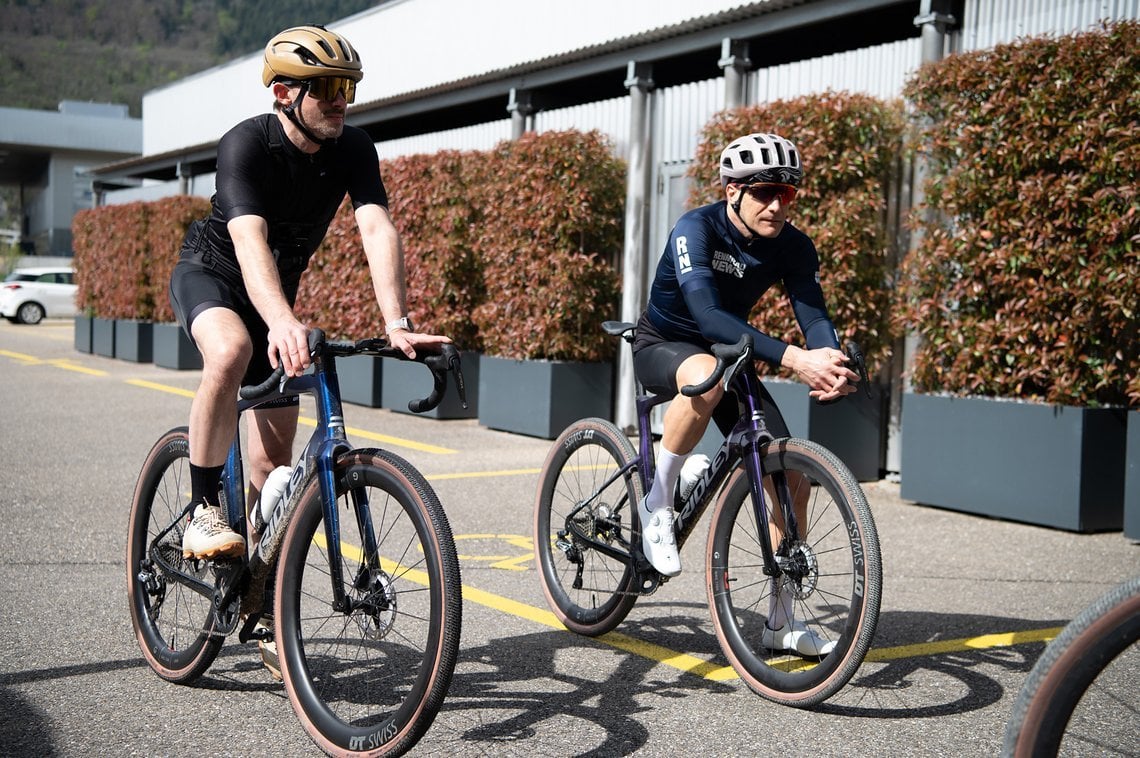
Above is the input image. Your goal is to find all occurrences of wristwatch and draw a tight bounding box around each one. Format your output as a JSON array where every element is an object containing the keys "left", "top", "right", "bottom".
[{"left": 386, "top": 316, "right": 413, "bottom": 334}]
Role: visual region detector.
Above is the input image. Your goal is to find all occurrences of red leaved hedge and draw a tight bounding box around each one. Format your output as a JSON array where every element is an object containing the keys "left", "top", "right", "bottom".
[
  {"left": 72, "top": 196, "right": 210, "bottom": 320},
  {"left": 898, "top": 21, "right": 1139, "bottom": 407}
]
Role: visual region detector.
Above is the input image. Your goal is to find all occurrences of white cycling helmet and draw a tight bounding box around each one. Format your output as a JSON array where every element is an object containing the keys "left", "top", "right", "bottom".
[{"left": 719, "top": 133, "right": 802, "bottom": 186}]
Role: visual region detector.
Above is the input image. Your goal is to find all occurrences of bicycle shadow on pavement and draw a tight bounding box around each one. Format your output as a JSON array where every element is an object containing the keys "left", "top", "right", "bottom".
[
  {"left": 814, "top": 609, "right": 1060, "bottom": 719},
  {"left": 429, "top": 604, "right": 1068, "bottom": 752},
  {"left": 0, "top": 688, "right": 56, "bottom": 756},
  {"left": 432, "top": 602, "right": 738, "bottom": 756}
]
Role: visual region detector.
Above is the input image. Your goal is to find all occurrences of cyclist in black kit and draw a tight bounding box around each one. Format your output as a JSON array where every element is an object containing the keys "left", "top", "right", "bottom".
[
  {"left": 633, "top": 133, "right": 857, "bottom": 656},
  {"left": 171, "top": 26, "right": 450, "bottom": 573}
]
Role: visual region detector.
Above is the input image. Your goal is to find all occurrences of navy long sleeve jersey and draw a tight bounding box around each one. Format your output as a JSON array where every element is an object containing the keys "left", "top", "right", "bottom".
[{"left": 644, "top": 200, "right": 840, "bottom": 366}]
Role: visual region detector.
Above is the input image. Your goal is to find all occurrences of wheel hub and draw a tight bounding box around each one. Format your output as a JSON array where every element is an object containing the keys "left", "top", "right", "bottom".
[
  {"left": 781, "top": 540, "right": 819, "bottom": 600},
  {"left": 353, "top": 568, "right": 397, "bottom": 640}
]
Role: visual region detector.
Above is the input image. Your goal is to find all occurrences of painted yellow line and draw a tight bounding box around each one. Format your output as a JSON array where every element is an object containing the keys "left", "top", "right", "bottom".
[
  {"left": 294, "top": 415, "right": 456, "bottom": 454},
  {"left": 1, "top": 349, "right": 111, "bottom": 376},
  {"left": 460, "top": 583, "right": 737, "bottom": 679},
  {"left": 0, "top": 348, "right": 38, "bottom": 362},
  {"left": 426, "top": 463, "right": 614, "bottom": 481},
  {"left": 429, "top": 467, "right": 541, "bottom": 480},
  {"left": 100, "top": 376, "right": 456, "bottom": 455},
  {"left": 864, "top": 627, "right": 1063, "bottom": 663},
  {"left": 48, "top": 358, "right": 107, "bottom": 376},
  {"left": 126, "top": 379, "right": 197, "bottom": 398}
]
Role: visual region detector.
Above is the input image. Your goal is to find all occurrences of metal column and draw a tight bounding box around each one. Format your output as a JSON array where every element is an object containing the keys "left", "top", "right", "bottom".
[
  {"left": 507, "top": 88, "right": 535, "bottom": 138},
  {"left": 719, "top": 38, "right": 752, "bottom": 109},
  {"left": 615, "top": 61, "right": 654, "bottom": 432},
  {"left": 887, "top": 0, "right": 958, "bottom": 476}
]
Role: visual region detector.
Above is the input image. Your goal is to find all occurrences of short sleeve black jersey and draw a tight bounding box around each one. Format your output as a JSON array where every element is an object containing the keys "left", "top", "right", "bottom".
[
  {"left": 198, "top": 113, "right": 388, "bottom": 287},
  {"left": 644, "top": 200, "right": 839, "bottom": 366}
]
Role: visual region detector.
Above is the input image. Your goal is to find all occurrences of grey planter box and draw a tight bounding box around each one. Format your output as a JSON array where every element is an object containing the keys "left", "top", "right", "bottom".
[
  {"left": 74, "top": 315, "right": 92, "bottom": 353},
  {"left": 900, "top": 392, "right": 1126, "bottom": 532},
  {"left": 1126, "top": 411, "right": 1140, "bottom": 541},
  {"left": 115, "top": 319, "right": 153, "bottom": 363},
  {"left": 761, "top": 379, "right": 885, "bottom": 482},
  {"left": 338, "top": 354, "right": 383, "bottom": 408},
  {"left": 92, "top": 317, "right": 115, "bottom": 358},
  {"left": 152, "top": 323, "right": 202, "bottom": 370},
  {"left": 479, "top": 356, "right": 612, "bottom": 439},
  {"left": 383, "top": 351, "right": 479, "bottom": 419}
]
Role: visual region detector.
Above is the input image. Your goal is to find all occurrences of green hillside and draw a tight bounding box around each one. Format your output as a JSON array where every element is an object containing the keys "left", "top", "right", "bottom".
[{"left": 0, "top": 0, "right": 381, "bottom": 116}]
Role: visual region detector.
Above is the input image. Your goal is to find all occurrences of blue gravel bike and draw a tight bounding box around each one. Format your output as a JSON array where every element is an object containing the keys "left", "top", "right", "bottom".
[{"left": 127, "top": 329, "right": 465, "bottom": 756}]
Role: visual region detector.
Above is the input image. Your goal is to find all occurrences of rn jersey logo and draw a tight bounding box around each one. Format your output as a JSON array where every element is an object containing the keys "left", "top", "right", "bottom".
[
  {"left": 712, "top": 250, "right": 745, "bottom": 279},
  {"left": 676, "top": 236, "right": 692, "bottom": 274}
]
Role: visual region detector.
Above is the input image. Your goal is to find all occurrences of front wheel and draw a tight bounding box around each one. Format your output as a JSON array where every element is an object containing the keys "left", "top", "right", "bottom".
[
  {"left": 275, "top": 449, "right": 461, "bottom": 757},
  {"left": 125, "top": 427, "right": 223, "bottom": 683},
  {"left": 533, "top": 418, "right": 643, "bottom": 637},
  {"left": 706, "top": 437, "right": 881, "bottom": 707}
]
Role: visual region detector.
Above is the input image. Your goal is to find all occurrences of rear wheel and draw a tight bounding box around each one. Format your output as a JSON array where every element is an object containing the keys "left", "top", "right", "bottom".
[
  {"left": 125, "top": 427, "right": 223, "bottom": 683},
  {"left": 275, "top": 449, "right": 461, "bottom": 757},
  {"left": 534, "top": 418, "right": 642, "bottom": 637},
  {"left": 706, "top": 437, "right": 881, "bottom": 707}
]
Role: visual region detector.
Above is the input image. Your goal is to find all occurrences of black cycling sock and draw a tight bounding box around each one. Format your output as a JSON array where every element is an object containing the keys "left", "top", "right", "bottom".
[{"left": 190, "top": 463, "right": 225, "bottom": 507}]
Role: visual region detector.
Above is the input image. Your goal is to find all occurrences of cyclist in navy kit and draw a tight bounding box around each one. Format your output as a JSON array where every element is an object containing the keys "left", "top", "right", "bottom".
[
  {"left": 171, "top": 26, "right": 450, "bottom": 566},
  {"left": 633, "top": 133, "right": 857, "bottom": 656}
]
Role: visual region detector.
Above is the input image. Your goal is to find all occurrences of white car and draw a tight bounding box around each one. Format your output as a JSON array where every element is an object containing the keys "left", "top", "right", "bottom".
[{"left": 0, "top": 266, "right": 78, "bottom": 324}]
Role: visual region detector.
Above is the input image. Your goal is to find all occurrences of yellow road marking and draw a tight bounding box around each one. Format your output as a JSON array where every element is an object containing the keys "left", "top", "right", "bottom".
[
  {"left": 0, "top": 348, "right": 38, "bottom": 362},
  {"left": 429, "top": 467, "right": 541, "bottom": 480},
  {"left": 126, "top": 379, "right": 196, "bottom": 398},
  {"left": 451, "top": 533, "right": 535, "bottom": 570},
  {"left": 48, "top": 358, "right": 108, "bottom": 376},
  {"left": 296, "top": 415, "right": 456, "bottom": 454},
  {"left": 426, "top": 463, "right": 612, "bottom": 481},
  {"left": 864, "top": 627, "right": 1062, "bottom": 662}
]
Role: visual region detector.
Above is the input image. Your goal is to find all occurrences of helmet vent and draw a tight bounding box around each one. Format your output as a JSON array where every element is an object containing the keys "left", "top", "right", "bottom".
[{"left": 292, "top": 44, "right": 320, "bottom": 65}]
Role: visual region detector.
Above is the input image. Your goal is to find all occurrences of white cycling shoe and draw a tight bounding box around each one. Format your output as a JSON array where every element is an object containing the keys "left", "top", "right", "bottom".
[
  {"left": 761, "top": 618, "right": 837, "bottom": 657},
  {"left": 638, "top": 496, "right": 681, "bottom": 577}
]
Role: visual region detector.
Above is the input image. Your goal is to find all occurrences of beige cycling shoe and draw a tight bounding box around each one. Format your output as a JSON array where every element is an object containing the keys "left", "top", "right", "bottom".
[{"left": 182, "top": 503, "right": 245, "bottom": 560}]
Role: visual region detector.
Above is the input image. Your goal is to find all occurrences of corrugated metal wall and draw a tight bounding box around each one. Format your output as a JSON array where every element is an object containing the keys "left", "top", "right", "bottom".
[
  {"left": 378, "top": 120, "right": 514, "bottom": 160},
  {"left": 959, "top": 0, "right": 1140, "bottom": 50}
]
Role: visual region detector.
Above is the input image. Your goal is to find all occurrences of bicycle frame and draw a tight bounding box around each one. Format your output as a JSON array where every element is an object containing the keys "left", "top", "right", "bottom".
[
  {"left": 153, "top": 348, "right": 377, "bottom": 634},
  {"left": 564, "top": 357, "right": 795, "bottom": 584},
  {"left": 233, "top": 358, "right": 357, "bottom": 604},
  {"left": 639, "top": 363, "right": 794, "bottom": 575}
]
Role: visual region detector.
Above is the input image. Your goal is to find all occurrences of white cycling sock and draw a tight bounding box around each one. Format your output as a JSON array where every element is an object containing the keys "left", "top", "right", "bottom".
[
  {"left": 646, "top": 446, "right": 687, "bottom": 512},
  {"left": 767, "top": 580, "right": 793, "bottom": 630}
]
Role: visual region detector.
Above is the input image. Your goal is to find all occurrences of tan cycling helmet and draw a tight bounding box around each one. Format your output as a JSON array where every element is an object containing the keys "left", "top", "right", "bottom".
[{"left": 262, "top": 25, "right": 363, "bottom": 86}]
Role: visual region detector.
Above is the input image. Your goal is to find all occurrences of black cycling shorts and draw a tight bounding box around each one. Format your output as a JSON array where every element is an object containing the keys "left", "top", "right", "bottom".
[
  {"left": 169, "top": 257, "right": 298, "bottom": 408},
  {"left": 631, "top": 311, "right": 789, "bottom": 439}
]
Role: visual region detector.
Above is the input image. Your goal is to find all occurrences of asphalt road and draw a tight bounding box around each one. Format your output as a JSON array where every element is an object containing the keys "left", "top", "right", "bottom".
[{"left": 1, "top": 320, "right": 1137, "bottom": 757}]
